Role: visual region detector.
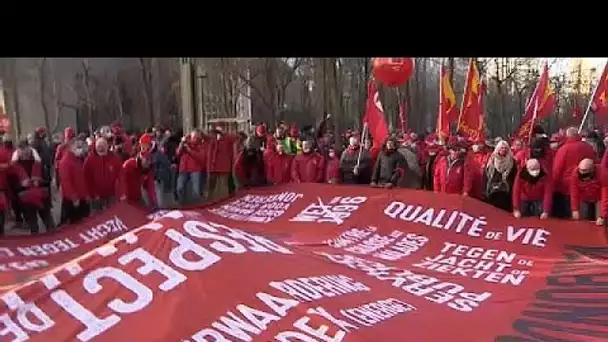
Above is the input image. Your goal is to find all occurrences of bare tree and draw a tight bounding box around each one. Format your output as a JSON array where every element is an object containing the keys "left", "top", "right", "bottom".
[{"left": 38, "top": 58, "right": 51, "bottom": 133}]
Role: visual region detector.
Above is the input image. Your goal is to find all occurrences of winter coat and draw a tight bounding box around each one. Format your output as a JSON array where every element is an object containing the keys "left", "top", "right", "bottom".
[
  {"left": 512, "top": 168, "right": 553, "bottom": 213},
  {"left": 59, "top": 152, "right": 88, "bottom": 201},
  {"left": 0, "top": 148, "right": 12, "bottom": 209},
  {"left": 121, "top": 157, "right": 157, "bottom": 206},
  {"left": 464, "top": 151, "right": 489, "bottom": 199},
  {"left": 32, "top": 136, "right": 53, "bottom": 183},
  {"left": 484, "top": 161, "right": 518, "bottom": 212},
  {"left": 339, "top": 146, "right": 372, "bottom": 184},
  {"left": 570, "top": 167, "right": 602, "bottom": 211},
  {"left": 177, "top": 140, "right": 207, "bottom": 173},
  {"left": 552, "top": 137, "right": 597, "bottom": 195},
  {"left": 265, "top": 151, "right": 293, "bottom": 185},
  {"left": 433, "top": 156, "right": 469, "bottom": 194},
  {"left": 291, "top": 152, "right": 325, "bottom": 183},
  {"left": 397, "top": 147, "right": 422, "bottom": 189},
  {"left": 371, "top": 149, "right": 406, "bottom": 186},
  {"left": 514, "top": 147, "right": 553, "bottom": 174},
  {"left": 325, "top": 157, "right": 340, "bottom": 184},
  {"left": 234, "top": 149, "right": 266, "bottom": 188},
  {"left": 207, "top": 135, "right": 236, "bottom": 174},
  {"left": 84, "top": 151, "right": 122, "bottom": 199}
]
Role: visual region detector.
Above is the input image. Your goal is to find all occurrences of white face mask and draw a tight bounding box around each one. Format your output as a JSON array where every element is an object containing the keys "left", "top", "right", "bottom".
[
  {"left": 528, "top": 169, "right": 540, "bottom": 177},
  {"left": 472, "top": 145, "right": 481, "bottom": 153},
  {"left": 349, "top": 137, "right": 358, "bottom": 146},
  {"left": 550, "top": 142, "right": 559, "bottom": 150},
  {"left": 429, "top": 151, "right": 437, "bottom": 156}
]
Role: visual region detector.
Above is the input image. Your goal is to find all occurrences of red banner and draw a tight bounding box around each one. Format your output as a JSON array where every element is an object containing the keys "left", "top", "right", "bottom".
[
  {"left": 0, "top": 202, "right": 149, "bottom": 289},
  {"left": 0, "top": 184, "right": 607, "bottom": 341}
]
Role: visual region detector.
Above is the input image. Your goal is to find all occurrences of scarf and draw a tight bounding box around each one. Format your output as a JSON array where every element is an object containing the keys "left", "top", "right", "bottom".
[{"left": 486, "top": 153, "right": 514, "bottom": 182}]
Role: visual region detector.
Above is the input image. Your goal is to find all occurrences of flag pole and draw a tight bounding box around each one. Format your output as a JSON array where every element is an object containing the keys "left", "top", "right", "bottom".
[
  {"left": 356, "top": 123, "right": 368, "bottom": 169},
  {"left": 578, "top": 62, "right": 605, "bottom": 133},
  {"left": 437, "top": 63, "right": 444, "bottom": 136}
]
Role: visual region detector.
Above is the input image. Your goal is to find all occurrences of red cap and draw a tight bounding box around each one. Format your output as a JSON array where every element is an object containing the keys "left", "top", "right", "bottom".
[{"left": 139, "top": 133, "right": 153, "bottom": 146}]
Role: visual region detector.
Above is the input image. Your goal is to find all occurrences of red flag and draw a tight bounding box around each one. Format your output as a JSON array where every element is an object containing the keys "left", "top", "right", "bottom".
[
  {"left": 514, "top": 62, "right": 555, "bottom": 141},
  {"left": 457, "top": 59, "right": 483, "bottom": 140},
  {"left": 477, "top": 81, "right": 487, "bottom": 141},
  {"left": 437, "top": 65, "right": 458, "bottom": 137},
  {"left": 398, "top": 100, "right": 407, "bottom": 132},
  {"left": 590, "top": 61, "right": 608, "bottom": 119},
  {"left": 362, "top": 80, "right": 389, "bottom": 148}
]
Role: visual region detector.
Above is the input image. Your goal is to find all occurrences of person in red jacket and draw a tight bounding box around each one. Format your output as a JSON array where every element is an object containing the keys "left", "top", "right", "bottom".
[
  {"left": 552, "top": 127, "right": 597, "bottom": 218},
  {"left": 59, "top": 139, "right": 90, "bottom": 224},
  {"left": 10, "top": 141, "right": 54, "bottom": 233},
  {"left": 266, "top": 144, "right": 293, "bottom": 185},
  {"left": 464, "top": 139, "right": 489, "bottom": 199},
  {"left": 512, "top": 158, "right": 552, "bottom": 219},
  {"left": 234, "top": 138, "right": 266, "bottom": 189},
  {"left": 325, "top": 147, "right": 340, "bottom": 184},
  {"left": 207, "top": 127, "right": 237, "bottom": 201},
  {"left": 176, "top": 130, "right": 206, "bottom": 204},
  {"left": 121, "top": 150, "right": 157, "bottom": 208},
  {"left": 434, "top": 141, "right": 469, "bottom": 195},
  {"left": 291, "top": 139, "right": 325, "bottom": 183},
  {"left": 0, "top": 142, "right": 11, "bottom": 235},
  {"left": 84, "top": 138, "right": 122, "bottom": 211},
  {"left": 54, "top": 126, "right": 76, "bottom": 187},
  {"left": 514, "top": 136, "right": 553, "bottom": 174},
  {"left": 570, "top": 158, "right": 602, "bottom": 224}
]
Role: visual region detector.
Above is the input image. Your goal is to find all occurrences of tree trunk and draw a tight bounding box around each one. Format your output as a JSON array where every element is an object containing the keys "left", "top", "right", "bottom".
[
  {"left": 38, "top": 58, "right": 51, "bottom": 133},
  {"left": 420, "top": 58, "right": 428, "bottom": 130},
  {"left": 5, "top": 58, "right": 21, "bottom": 136},
  {"left": 82, "top": 59, "right": 94, "bottom": 132},
  {"left": 139, "top": 58, "right": 155, "bottom": 126},
  {"left": 49, "top": 58, "right": 62, "bottom": 133}
]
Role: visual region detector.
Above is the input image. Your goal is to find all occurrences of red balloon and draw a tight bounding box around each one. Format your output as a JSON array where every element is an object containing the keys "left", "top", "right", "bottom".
[{"left": 372, "top": 57, "right": 414, "bottom": 87}]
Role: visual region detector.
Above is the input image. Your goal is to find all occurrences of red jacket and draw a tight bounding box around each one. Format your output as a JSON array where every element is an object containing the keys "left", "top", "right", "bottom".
[
  {"left": 514, "top": 148, "right": 554, "bottom": 174},
  {"left": 291, "top": 152, "right": 325, "bottom": 183},
  {"left": 434, "top": 156, "right": 469, "bottom": 195},
  {"left": 0, "top": 147, "right": 12, "bottom": 209},
  {"left": 84, "top": 151, "right": 122, "bottom": 199},
  {"left": 570, "top": 167, "right": 601, "bottom": 211},
  {"left": 325, "top": 157, "right": 340, "bottom": 183},
  {"left": 512, "top": 169, "right": 553, "bottom": 213},
  {"left": 59, "top": 152, "right": 88, "bottom": 201},
  {"left": 121, "top": 157, "right": 156, "bottom": 205},
  {"left": 266, "top": 152, "right": 293, "bottom": 185},
  {"left": 207, "top": 135, "right": 236, "bottom": 174},
  {"left": 54, "top": 143, "right": 69, "bottom": 170},
  {"left": 553, "top": 137, "right": 597, "bottom": 195},
  {"left": 464, "top": 151, "right": 489, "bottom": 199},
  {"left": 177, "top": 140, "right": 207, "bottom": 173}
]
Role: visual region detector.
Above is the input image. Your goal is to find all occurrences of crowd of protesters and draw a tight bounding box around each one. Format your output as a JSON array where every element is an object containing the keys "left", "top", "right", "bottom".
[{"left": 0, "top": 113, "right": 607, "bottom": 236}]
